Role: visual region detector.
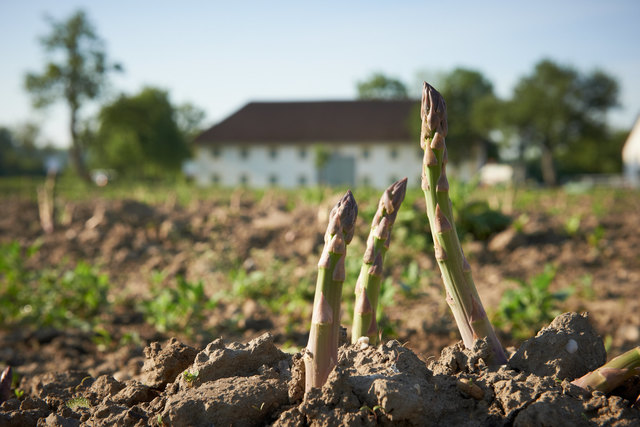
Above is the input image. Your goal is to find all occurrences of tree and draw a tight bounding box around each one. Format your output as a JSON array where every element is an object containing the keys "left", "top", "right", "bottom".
[
  {"left": 438, "top": 68, "right": 502, "bottom": 162},
  {"left": 506, "top": 59, "right": 619, "bottom": 185},
  {"left": 25, "top": 9, "right": 121, "bottom": 181},
  {"left": 176, "top": 103, "right": 207, "bottom": 142},
  {"left": 0, "top": 124, "right": 62, "bottom": 176},
  {"left": 92, "top": 87, "right": 191, "bottom": 177},
  {"left": 407, "top": 68, "right": 502, "bottom": 164},
  {"left": 356, "top": 72, "right": 408, "bottom": 100}
]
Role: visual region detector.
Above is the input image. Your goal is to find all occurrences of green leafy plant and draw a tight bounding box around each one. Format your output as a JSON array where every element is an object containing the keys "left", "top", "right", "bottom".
[
  {"left": 0, "top": 241, "right": 110, "bottom": 330},
  {"left": 564, "top": 214, "right": 582, "bottom": 236},
  {"left": 226, "top": 260, "right": 315, "bottom": 331},
  {"left": 493, "top": 264, "right": 572, "bottom": 340},
  {"left": 183, "top": 369, "right": 199, "bottom": 384},
  {"left": 141, "top": 274, "right": 217, "bottom": 337},
  {"left": 456, "top": 200, "right": 511, "bottom": 241},
  {"left": 587, "top": 225, "right": 605, "bottom": 249},
  {"left": 66, "top": 396, "right": 91, "bottom": 410}
]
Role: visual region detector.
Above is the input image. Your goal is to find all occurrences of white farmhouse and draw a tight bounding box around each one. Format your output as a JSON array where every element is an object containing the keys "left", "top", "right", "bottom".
[
  {"left": 193, "top": 100, "right": 485, "bottom": 188},
  {"left": 622, "top": 115, "right": 640, "bottom": 188}
]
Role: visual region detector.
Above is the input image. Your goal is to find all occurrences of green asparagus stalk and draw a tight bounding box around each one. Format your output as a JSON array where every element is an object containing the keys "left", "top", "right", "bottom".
[
  {"left": 571, "top": 346, "right": 640, "bottom": 393},
  {"left": 304, "top": 191, "right": 358, "bottom": 393},
  {"left": 419, "top": 82, "right": 507, "bottom": 364},
  {"left": 0, "top": 366, "right": 11, "bottom": 403},
  {"left": 351, "top": 178, "right": 407, "bottom": 345}
]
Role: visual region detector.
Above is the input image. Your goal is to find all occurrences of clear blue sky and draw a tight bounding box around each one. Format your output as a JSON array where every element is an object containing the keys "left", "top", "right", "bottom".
[{"left": 1, "top": 0, "right": 639, "bottom": 148}]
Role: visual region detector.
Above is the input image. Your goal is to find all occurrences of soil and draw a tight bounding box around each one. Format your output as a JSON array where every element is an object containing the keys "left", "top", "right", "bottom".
[
  {"left": 1, "top": 313, "right": 639, "bottom": 426},
  {"left": 1, "top": 189, "right": 640, "bottom": 425}
]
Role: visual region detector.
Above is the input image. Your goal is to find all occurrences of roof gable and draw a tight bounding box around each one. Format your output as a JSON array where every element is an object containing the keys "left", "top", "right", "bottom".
[{"left": 195, "top": 100, "right": 419, "bottom": 145}]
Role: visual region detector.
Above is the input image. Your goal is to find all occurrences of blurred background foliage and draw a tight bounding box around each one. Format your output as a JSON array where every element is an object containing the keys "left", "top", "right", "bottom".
[{"left": 0, "top": 8, "right": 629, "bottom": 185}]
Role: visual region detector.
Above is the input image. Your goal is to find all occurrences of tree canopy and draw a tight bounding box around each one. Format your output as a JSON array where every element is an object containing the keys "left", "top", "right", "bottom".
[
  {"left": 356, "top": 72, "right": 409, "bottom": 100},
  {"left": 438, "top": 68, "right": 502, "bottom": 162},
  {"left": 92, "top": 87, "right": 191, "bottom": 177},
  {"left": 505, "top": 59, "right": 619, "bottom": 185},
  {"left": 24, "top": 9, "right": 121, "bottom": 180},
  {"left": 175, "top": 103, "right": 207, "bottom": 142}
]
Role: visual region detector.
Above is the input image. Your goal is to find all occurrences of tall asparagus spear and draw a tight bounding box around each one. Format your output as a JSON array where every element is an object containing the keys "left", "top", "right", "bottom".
[
  {"left": 304, "top": 191, "right": 358, "bottom": 393},
  {"left": 0, "top": 366, "right": 11, "bottom": 404},
  {"left": 571, "top": 346, "right": 640, "bottom": 393},
  {"left": 420, "top": 82, "right": 507, "bottom": 364},
  {"left": 351, "top": 178, "right": 407, "bottom": 345}
]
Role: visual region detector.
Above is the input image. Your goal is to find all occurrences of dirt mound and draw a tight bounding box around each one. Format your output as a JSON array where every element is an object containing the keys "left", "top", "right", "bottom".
[{"left": 1, "top": 312, "right": 638, "bottom": 426}]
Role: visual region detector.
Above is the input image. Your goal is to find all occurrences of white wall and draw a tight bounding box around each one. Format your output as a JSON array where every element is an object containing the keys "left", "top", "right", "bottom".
[
  {"left": 193, "top": 142, "right": 479, "bottom": 189},
  {"left": 194, "top": 144, "right": 316, "bottom": 188},
  {"left": 622, "top": 118, "right": 640, "bottom": 188},
  {"left": 333, "top": 143, "right": 422, "bottom": 188}
]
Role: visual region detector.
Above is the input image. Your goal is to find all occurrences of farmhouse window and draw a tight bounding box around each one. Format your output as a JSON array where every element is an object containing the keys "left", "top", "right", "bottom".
[
  {"left": 298, "top": 175, "right": 307, "bottom": 186},
  {"left": 240, "top": 174, "right": 249, "bottom": 185},
  {"left": 269, "top": 147, "right": 278, "bottom": 159},
  {"left": 362, "top": 147, "right": 370, "bottom": 159},
  {"left": 299, "top": 148, "right": 307, "bottom": 159},
  {"left": 269, "top": 174, "right": 278, "bottom": 185},
  {"left": 240, "top": 147, "right": 249, "bottom": 159},
  {"left": 211, "top": 147, "right": 220, "bottom": 158},
  {"left": 390, "top": 148, "right": 398, "bottom": 159}
]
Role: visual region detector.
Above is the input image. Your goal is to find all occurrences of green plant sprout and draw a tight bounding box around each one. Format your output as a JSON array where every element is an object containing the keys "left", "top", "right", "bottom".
[
  {"left": 360, "top": 404, "right": 387, "bottom": 421},
  {"left": 352, "top": 178, "right": 407, "bottom": 345},
  {"left": 183, "top": 369, "right": 200, "bottom": 384},
  {"left": 572, "top": 346, "right": 640, "bottom": 393},
  {"left": 66, "top": 396, "right": 91, "bottom": 410},
  {"left": 304, "top": 191, "right": 358, "bottom": 393},
  {"left": 419, "top": 82, "right": 507, "bottom": 364},
  {"left": 304, "top": 191, "right": 357, "bottom": 393},
  {"left": 0, "top": 366, "right": 11, "bottom": 404}
]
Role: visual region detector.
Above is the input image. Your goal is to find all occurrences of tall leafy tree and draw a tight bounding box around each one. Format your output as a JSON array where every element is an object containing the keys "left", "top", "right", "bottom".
[
  {"left": 438, "top": 68, "right": 502, "bottom": 163},
  {"left": 24, "top": 9, "right": 121, "bottom": 180},
  {"left": 407, "top": 68, "right": 501, "bottom": 164},
  {"left": 506, "top": 59, "right": 619, "bottom": 185},
  {"left": 356, "top": 72, "right": 409, "bottom": 100},
  {"left": 92, "top": 87, "right": 191, "bottom": 177},
  {"left": 176, "top": 103, "right": 207, "bottom": 142}
]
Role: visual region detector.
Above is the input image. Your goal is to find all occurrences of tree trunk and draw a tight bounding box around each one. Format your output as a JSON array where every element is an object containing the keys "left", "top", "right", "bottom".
[
  {"left": 69, "top": 106, "right": 91, "bottom": 182},
  {"left": 540, "top": 143, "right": 557, "bottom": 186}
]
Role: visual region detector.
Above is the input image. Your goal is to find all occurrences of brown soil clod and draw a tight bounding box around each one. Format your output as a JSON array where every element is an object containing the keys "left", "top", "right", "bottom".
[
  {"left": 508, "top": 312, "right": 607, "bottom": 380},
  {"left": 1, "top": 314, "right": 640, "bottom": 425}
]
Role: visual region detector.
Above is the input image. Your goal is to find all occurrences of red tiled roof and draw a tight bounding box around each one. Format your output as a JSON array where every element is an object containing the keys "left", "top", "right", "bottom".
[{"left": 194, "top": 100, "right": 419, "bottom": 145}]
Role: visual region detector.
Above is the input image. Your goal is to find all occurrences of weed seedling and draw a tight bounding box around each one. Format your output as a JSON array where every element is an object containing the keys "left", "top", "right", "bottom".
[
  {"left": 66, "top": 396, "right": 91, "bottom": 410},
  {"left": 183, "top": 369, "right": 199, "bottom": 383},
  {"left": 493, "top": 264, "right": 572, "bottom": 340}
]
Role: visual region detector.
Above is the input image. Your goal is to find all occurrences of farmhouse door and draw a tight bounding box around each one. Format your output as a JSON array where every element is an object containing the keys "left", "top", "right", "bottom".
[{"left": 317, "top": 153, "right": 355, "bottom": 187}]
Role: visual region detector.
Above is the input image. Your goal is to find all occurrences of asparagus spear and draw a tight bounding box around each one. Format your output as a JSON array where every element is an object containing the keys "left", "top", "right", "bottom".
[
  {"left": 0, "top": 366, "right": 11, "bottom": 404},
  {"left": 419, "top": 82, "right": 507, "bottom": 364},
  {"left": 351, "top": 178, "right": 407, "bottom": 345},
  {"left": 304, "top": 191, "right": 358, "bottom": 393},
  {"left": 571, "top": 346, "right": 640, "bottom": 393}
]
